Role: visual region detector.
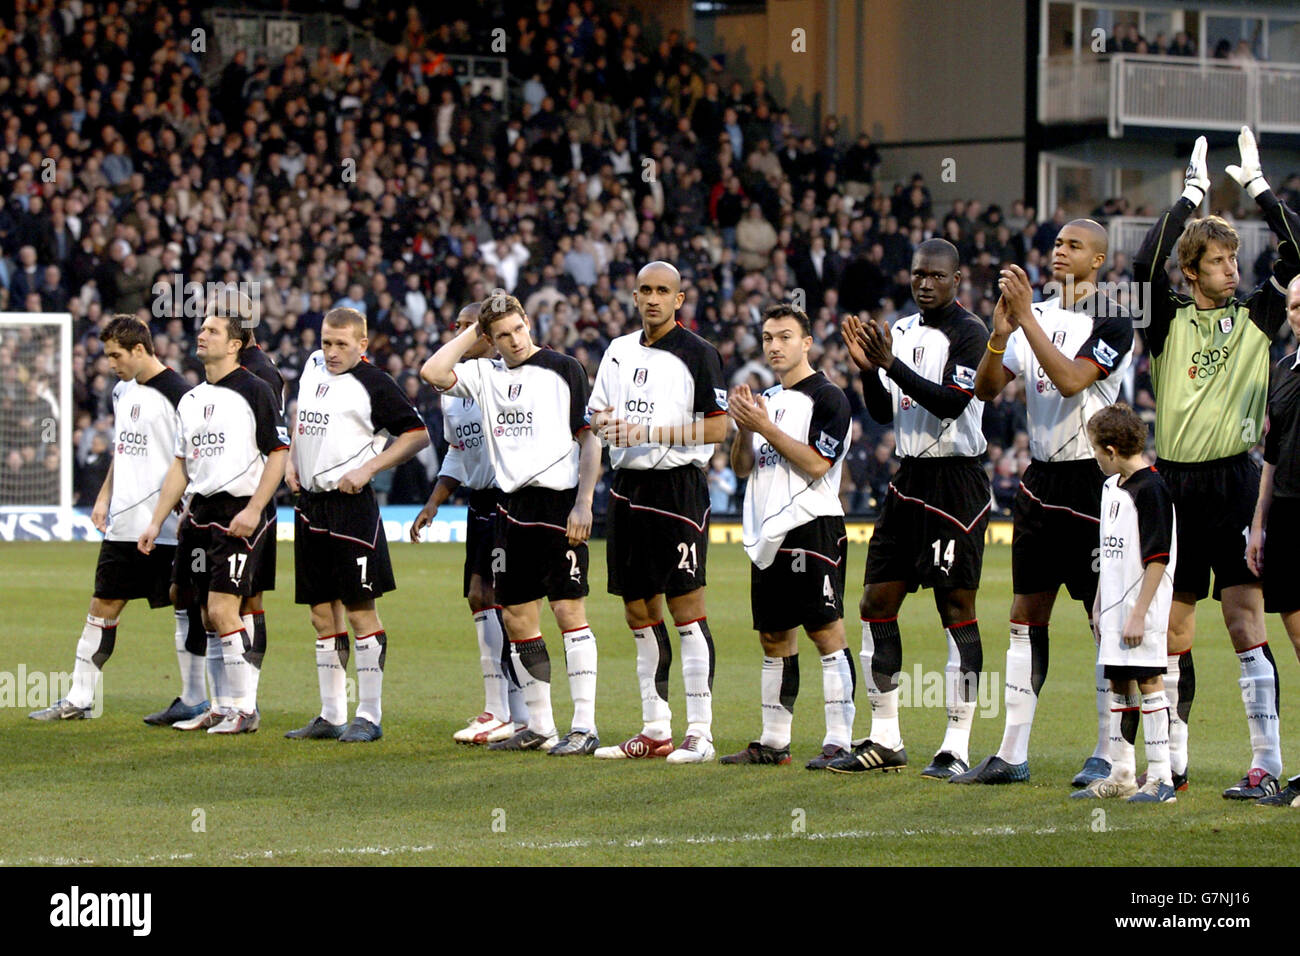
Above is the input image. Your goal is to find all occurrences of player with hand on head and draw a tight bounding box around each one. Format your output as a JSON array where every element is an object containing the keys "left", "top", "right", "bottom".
[
  {"left": 956, "top": 223, "right": 1134, "bottom": 786},
  {"left": 137, "top": 307, "right": 289, "bottom": 735},
  {"left": 1133, "top": 129, "right": 1300, "bottom": 800},
  {"left": 421, "top": 292, "right": 603, "bottom": 755},
  {"left": 829, "top": 238, "right": 992, "bottom": 780},
  {"left": 1250, "top": 275, "right": 1300, "bottom": 807},
  {"left": 412, "top": 303, "right": 528, "bottom": 745},
  {"left": 29, "top": 317, "right": 198, "bottom": 722},
  {"left": 1072, "top": 403, "right": 1178, "bottom": 804},
  {"left": 721, "top": 304, "right": 857, "bottom": 768},
  {"left": 587, "top": 261, "right": 730, "bottom": 764},
  {"left": 283, "top": 308, "right": 430, "bottom": 742}
]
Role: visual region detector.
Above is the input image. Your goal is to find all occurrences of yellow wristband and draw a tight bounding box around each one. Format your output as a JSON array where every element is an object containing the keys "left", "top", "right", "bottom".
[{"left": 987, "top": 341, "right": 1006, "bottom": 355}]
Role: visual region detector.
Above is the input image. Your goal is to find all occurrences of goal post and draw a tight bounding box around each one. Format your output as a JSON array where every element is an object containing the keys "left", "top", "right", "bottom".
[{"left": 0, "top": 313, "right": 74, "bottom": 535}]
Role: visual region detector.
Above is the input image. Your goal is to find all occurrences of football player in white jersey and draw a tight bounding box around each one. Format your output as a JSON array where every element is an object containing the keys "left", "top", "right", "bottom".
[
  {"left": 588, "top": 261, "right": 730, "bottom": 765},
  {"left": 721, "top": 305, "right": 857, "bottom": 768},
  {"left": 138, "top": 310, "right": 289, "bottom": 735},
  {"left": 958, "top": 221, "right": 1134, "bottom": 786},
  {"left": 31, "top": 317, "right": 198, "bottom": 721},
  {"left": 284, "top": 308, "right": 430, "bottom": 742},
  {"left": 422, "top": 292, "right": 603, "bottom": 754},
  {"left": 1072, "top": 403, "right": 1178, "bottom": 803},
  {"left": 413, "top": 303, "right": 528, "bottom": 744}
]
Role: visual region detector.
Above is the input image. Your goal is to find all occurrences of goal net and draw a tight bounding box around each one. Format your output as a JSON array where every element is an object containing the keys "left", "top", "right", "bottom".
[{"left": 0, "top": 313, "right": 72, "bottom": 527}]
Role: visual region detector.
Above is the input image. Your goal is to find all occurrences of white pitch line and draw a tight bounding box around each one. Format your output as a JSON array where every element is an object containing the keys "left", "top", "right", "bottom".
[{"left": 13, "top": 812, "right": 1291, "bottom": 865}]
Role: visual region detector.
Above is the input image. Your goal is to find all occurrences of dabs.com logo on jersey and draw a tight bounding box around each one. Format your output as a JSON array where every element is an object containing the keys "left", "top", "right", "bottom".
[
  {"left": 494, "top": 408, "right": 533, "bottom": 437},
  {"left": 190, "top": 430, "right": 225, "bottom": 459},
  {"left": 1187, "top": 344, "right": 1231, "bottom": 380},
  {"left": 298, "top": 408, "right": 330, "bottom": 436},
  {"left": 454, "top": 419, "right": 484, "bottom": 449}
]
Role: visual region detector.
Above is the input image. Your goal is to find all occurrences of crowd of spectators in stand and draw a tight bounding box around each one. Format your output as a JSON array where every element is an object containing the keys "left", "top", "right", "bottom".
[{"left": 0, "top": 0, "right": 1296, "bottom": 516}]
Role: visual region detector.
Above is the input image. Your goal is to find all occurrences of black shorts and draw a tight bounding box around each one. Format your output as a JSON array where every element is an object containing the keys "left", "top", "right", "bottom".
[
  {"left": 173, "top": 493, "right": 276, "bottom": 601},
  {"left": 1263, "top": 496, "right": 1300, "bottom": 614},
  {"left": 494, "top": 486, "right": 588, "bottom": 606},
  {"left": 751, "top": 516, "right": 847, "bottom": 632},
  {"left": 1157, "top": 454, "right": 1259, "bottom": 602},
  {"left": 1104, "top": 664, "right": 1166, "bottom": 682},
  {"left": 294, "top": 487, "right": 396, "bottom": 606},
  {"left": 464, "top": 487, "right": 504, "bottom": 598},
  {"left": 1012, "top": 459, "right": 1104, "bottom": 605},
  {"left": 250, "top": 500, "right": 276, "bottom": 594},
  {"left": 607, "top": 465, "right": 709, "bottom": 601},
  {"left": 864, "top": 456, "right": 991, "bottom": 592},
  {"left": 94, "top": 539, "right": 176, "bottom": 608}
]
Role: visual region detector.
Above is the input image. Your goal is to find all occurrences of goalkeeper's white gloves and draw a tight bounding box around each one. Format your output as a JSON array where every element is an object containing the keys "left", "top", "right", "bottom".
[
  {"left": 1226, "top": 125, "right": 1270, "bottom": 199},
  {"left": 1181, "top": 136, "right": 1210, "bottom": 205}
]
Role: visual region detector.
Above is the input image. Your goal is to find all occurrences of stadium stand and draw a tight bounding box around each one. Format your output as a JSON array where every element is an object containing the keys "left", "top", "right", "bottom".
[{"left": 0, "top": 0, "right": 1293, "bottom": 517}]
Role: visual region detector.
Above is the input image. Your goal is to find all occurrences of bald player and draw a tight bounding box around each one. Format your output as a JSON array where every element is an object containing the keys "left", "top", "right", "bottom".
[
  {"left": 589, "top": 261, "right": 729, "bottom": 764},
  {"left": 959, "top": 221, "right": 1134, "bottom": 785}
]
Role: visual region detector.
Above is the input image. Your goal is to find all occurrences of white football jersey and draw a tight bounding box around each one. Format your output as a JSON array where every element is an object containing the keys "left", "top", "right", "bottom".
[
  {"left": 108, "top": 369, "right": 190, "bottom": 544},
  {"left": 293, "top": 351, "right": 426, "bottom": 493},
  {"left": 874, "top": 307, "right": 988, "bottom": 458},
  {"left": 174, "top": 368, "right": 289, "bottom": 499},
  {"left": 1002, "top": 295, "right": 1133, "bottom": 462},
  {"left": 742, "top": 371, "right": 850, "bottom": 569},
  {"left": 1097, "top": 468, "right": 1178, "bottom": 669},
  {"left": 439, "top": 393, "right": 496, "bottom": 491},
  {"left": 442, "top": 348, "right": 589, "bottom": 494},
  {"left": 588, "top": 324, "right": 727, "bottom": 471}
]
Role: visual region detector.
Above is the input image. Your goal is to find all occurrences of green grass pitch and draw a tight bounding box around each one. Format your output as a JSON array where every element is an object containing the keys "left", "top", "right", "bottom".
[{"left": 2, "top": 539, "right": 1299, "bottom": 866}]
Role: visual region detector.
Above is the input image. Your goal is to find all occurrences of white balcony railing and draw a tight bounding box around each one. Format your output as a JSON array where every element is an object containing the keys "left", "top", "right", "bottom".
[
  {"left": 1039, "top": 55, "right": 1300, "bottom": 137},
  {"left": 1109, "top": 217, "right": 1277, "bottom": 280}
]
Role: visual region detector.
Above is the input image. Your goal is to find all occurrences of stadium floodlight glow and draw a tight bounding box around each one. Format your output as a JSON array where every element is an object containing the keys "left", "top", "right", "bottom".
[{"left": 0, "top": 312, "right": 74, "bottom": 538}]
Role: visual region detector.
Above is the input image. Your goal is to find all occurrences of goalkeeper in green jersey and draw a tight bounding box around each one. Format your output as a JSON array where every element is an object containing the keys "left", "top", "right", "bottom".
[{"left": 1134, "top": 128, "right": 1300, "bottom": 801}]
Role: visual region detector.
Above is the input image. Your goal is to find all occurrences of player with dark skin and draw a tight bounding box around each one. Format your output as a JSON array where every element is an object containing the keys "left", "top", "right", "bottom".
[
  {"left": 842, "top": 249, "right": 977, "bottom": 633},
  {"left": 973, "top": 224, "right": 1113, "bottom": 633}
]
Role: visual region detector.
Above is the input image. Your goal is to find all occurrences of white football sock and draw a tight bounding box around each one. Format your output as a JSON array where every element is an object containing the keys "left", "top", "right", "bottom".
[
  {"left": 759, "top": 655, "right": 797, "bottom": 750},
  {"left": 205, "top": 631, "right": 229, "bottom": 712},
  {"left": 939, "top": 630, "right": 976, "bottom": 763},
  {"left": 997, "top": 622, "right": 1034, "bottom": 765},
  {"left": 677, "top": 618, "right": 714, "bottom": 739},
  {"left": 316, "top": 632, "right": 349, "bottom": 725},
  {"left": 860, "top": 619, "right": 902, "bottom": 749},
  {"left": 820, "top": 650, "right": 855, "bottom": 751},
  {"left": 219, "top": 628, "right": 251, "bottom": 713},
  {"left": 68, "top": 615, "right": 116, "bottom": 709},
  {"left": 474, "top": 609, "right": 510, "bottom": 721},
  {"left": 174, "top": 609, "right": 206, "bottom": 706},
  {"left": 241, "top": 613, "right": 261, "bottom": 709},
  {"left": 1109, "top": 690, "right": 1139, "bottom": 782},
  {"left": 1165, "top": 651, "right": 1190, "bottom": 775},
  {"left": 506, "top": 636, "right": 528, "bottom": 724},
  {"left": 353, "top": 630, "right": 386, "bottom": 725},
  {"left": 633, "top": 622, "right": 672, "bottom": 739},
  {"left": 1091, "top": 661, "right": 1110, "bottom": 761},
  {"left": 563, "top": 625, "right": 598, "bottom": 735},
  {"left": 1141, "top": 690, "right": 1171, "bottom": 786},
  {"left": 515, "top": 636, "right": 555, "bottom": 737},
  {"left": 1238, "top": 642, "right": 1282, "bottom": 778}
]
